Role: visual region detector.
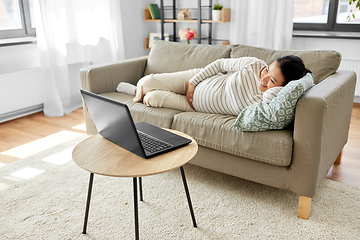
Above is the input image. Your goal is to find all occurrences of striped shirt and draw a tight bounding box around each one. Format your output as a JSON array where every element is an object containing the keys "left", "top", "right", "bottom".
[
  {"left": 189, "top": 57, "right": 267, "bottom": 116},
  {"left": 263, "top": 86, "right": 283, "bottom": 104}
]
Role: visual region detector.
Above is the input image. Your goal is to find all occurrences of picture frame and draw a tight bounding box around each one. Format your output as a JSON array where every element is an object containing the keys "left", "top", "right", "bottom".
[{"left": 148, "top": 32, "right": 169, "bottom": 48}]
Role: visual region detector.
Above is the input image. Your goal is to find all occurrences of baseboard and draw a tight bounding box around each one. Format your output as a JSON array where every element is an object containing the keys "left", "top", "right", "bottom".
[
  {"left": 0, "top": 104, "right": 44, "bottom": 123},
  {"left": 354, "top": 96, "right": 360, "bottom": 104}
]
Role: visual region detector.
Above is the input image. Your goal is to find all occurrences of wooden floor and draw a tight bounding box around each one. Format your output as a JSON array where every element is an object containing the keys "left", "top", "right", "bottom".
[
  {"left": 325, "top": 103, "right": 360, "bottom": 188},
  {"left": 0, "top": 108, "right": 86, "bottom": 164},
  {"left": 0, "top": 106, "right": 359, "bottom": 188}
]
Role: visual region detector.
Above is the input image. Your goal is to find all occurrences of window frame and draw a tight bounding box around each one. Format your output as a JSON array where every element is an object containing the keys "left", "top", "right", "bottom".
[
  {"left": 0, "top": 0, "right": 36, "bottom": 39},
  {"left": 293, "top": 0, "right": 360, "bottom": 32}
]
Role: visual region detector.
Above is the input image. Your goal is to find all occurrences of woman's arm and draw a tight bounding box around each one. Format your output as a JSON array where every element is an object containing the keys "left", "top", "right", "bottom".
[
  {"left": 263, "top": 86, "right": 283, "bottom": 103},
  {"left": 189, "top": 57, "right": 262, "bottom": 86}
]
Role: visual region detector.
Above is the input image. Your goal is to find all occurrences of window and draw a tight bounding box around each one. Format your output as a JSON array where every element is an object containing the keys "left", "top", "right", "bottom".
[
  {"left": 0, "top": 0, "right": 35, "bottom": 39},
  {"left": 293, "top": 0, "right": 360, "bottom": 32}
]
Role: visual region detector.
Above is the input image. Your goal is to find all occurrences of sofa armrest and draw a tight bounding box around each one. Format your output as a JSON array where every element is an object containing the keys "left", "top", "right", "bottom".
[
  {"left": 80, "top": 56, "right": 148, "bottom": 94},
  {"left": 291, "top": 70, "right": 356, "bottom": 197},
  {"left": 80, "top": 56, "right": 148, "bottom": 136}
]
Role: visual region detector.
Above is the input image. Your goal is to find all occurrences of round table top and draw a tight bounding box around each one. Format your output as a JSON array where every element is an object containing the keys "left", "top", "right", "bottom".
[{"left": 72, "top": 129, "right": 198, "bottom": 178}]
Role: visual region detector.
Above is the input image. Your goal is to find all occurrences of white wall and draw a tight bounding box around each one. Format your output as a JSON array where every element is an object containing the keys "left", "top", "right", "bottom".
[
  {"left": 0, "top": 44, "right": 40, "bottom": 74},
  {"left": 291, "top": 37, "right": 360, "bottom": 100},
  {"left": 291, "top": 37, "right": 360, "bottom": 61},
  {"left": 119, "top": 0, "right": 157, "bottom": 58}
]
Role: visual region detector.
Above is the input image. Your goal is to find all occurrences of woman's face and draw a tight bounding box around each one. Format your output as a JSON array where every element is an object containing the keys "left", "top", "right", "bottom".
[{"left": 258, "top": 61, "right": 285, "bottom": 92}]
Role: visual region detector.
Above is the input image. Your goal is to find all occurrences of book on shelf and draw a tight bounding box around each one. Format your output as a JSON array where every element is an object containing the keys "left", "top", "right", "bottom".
[{"left": 148, "top": 4, "right": 161, "bottom": 19}]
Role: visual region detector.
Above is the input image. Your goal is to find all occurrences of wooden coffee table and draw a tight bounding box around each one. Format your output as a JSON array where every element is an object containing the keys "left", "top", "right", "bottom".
[{"left": 72, "top": 129, "right": 198, "bottom": 239}]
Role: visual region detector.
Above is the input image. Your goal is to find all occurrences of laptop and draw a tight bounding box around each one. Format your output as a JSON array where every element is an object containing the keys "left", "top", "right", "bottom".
[{"left": 80, "top": 89, "right": 192, "bottom": 159}]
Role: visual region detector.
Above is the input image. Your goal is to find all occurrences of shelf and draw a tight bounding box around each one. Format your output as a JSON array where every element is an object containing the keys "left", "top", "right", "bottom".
[
  {"left": 144, "top": 8, "right": 231, "bottom": 23},
  {"left": 143, "top": 9, "right": 160, "bottom": 21},
  {"left": 145, "top": 37, "right": 150, "bottom": 50},
  {"left": 203, "top": 9, "right": 231, "bottom": 23},
  {"left": 144, "top": 1, "right": 231, "bottom": 48},
  {"left": 162, "top": 19, "right": 198, "bottom": 23}
]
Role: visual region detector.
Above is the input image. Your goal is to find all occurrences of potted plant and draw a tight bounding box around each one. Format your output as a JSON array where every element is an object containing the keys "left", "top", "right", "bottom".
[
  {"left": 347, "top": 0, "right": 360, "bottom": 21},
  {"left": 212, "top": 4, "right": 223, "bottom": 21}
]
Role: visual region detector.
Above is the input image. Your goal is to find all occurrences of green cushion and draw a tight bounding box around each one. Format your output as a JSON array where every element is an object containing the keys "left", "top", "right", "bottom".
[{"left": 234, "top": 73, "right": 315, "bottom": 132}]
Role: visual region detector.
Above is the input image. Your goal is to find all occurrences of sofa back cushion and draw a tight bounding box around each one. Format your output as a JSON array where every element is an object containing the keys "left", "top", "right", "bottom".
[
  {"left": 144, "top": 41, "right": 231, "bottom": 76},
  {"left": 230, "top": 44, "right": 341, "bottom": 84}
]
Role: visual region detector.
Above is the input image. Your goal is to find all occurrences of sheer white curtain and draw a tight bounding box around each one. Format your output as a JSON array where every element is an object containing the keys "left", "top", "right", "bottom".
[
  {"left": 230, "top": 0, "right": 294, "bottom": 50},
  {"left": 34, "top": 0, "right": 125, "bottom": 116}
]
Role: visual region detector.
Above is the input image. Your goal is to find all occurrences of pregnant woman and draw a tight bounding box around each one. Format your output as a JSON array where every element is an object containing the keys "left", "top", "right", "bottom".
[{"left": 118, "top": 55, "right": 311, "bottom": 116}]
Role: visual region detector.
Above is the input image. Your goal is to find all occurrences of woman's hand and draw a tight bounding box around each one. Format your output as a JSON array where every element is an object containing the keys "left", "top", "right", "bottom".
[{"left": 186, "top": 82, "right": 196, "bottom": 109}]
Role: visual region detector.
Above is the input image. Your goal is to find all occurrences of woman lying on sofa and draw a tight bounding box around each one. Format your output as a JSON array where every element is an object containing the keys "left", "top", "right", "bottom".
[{"left": 117, "top": 55, "right": 311, "bottom": 116}]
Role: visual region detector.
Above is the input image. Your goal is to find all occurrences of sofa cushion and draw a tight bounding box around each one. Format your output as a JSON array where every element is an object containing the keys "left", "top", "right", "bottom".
[
  {"left": 100, "top": 92, "right": 182, "bottom": 129},
  {"left": 230, "top": 44, "right": 341, "bottom": 84},
  {"left": 172, "top": 112, "right": 293, "bottom": 166},
  {"left": 144, "top": 41, "right": 231, "bottom": 75},
  {"left": 234, "top": 73, "right": 315, "bottom": 132}
]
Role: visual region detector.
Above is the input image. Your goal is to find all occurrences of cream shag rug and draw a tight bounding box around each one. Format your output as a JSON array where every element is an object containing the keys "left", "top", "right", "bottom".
[{"left": 0, "top": 135, "right": 360, "bottom": 240}]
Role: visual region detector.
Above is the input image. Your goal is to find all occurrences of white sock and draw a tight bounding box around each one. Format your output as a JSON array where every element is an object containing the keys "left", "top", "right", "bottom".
[{"left": 116, "top": 82, "right": 137, "bottom": 95}]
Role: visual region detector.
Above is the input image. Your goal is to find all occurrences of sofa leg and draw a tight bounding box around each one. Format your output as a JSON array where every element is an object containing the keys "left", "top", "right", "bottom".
[
  {"left": 335, "top": 150, "right": 342, "bottom": 164},
  {"left": 298, "top": 196, "right": 311, "bottom": 220}
]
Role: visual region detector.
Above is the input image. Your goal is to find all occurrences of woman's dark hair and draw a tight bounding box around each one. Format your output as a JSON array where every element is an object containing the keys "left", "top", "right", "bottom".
[{"left": 277, "top": 55, "right": 312, "bottom": 86}]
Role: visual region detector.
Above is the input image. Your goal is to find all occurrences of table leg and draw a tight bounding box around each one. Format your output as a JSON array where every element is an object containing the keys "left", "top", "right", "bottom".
[
  {"left": 180, "top": 166, "right": 197, "bottom": 228},
  {"left": 83, "top": 172, "right": 94, "bottom": 234},
  {"left": 139, "top": 177, "right": 143, "bottom": 201},
  {"left": 133, "top": 178, "right": 139, "bottom": 240}
]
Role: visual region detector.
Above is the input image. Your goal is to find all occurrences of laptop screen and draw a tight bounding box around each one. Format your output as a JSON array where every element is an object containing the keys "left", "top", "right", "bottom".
[{"left": 81, "top": 90, "right": 146, "bottom": 158}]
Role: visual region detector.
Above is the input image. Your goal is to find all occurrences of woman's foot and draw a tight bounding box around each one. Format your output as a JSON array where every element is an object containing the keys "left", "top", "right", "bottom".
[{"left": 116, "top": 82, "right": 137, "bottom": 95}]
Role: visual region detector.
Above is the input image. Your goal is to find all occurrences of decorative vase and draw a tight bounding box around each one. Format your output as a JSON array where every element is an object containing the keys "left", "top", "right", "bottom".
[
  {"left": 212, "top": 10, "right": 222, "bottom": 21},
  {"left": 186, "top": 39, "right": 190, "bottom": 44}
]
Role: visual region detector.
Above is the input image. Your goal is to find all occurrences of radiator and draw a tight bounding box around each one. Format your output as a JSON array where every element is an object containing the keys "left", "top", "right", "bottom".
[
  {"left": 0, "top": 69, "right": 43, "bottom": 121},
  {"left": 339, "top": 60, "right": 360, "bottom": 98},
  {"left": 0, "top": 62, "right": 85, "bottom": 122}
]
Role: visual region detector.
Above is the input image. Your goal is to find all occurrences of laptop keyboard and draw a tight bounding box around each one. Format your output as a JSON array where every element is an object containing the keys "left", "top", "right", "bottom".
[{"left": 137, "top": 130, "right": 173, "bottom": 153}]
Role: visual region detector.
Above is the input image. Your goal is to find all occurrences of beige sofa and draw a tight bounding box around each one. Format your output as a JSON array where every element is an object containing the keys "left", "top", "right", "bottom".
[{"left": 80, "top": 41, "right": 356, "bottom": 219}]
